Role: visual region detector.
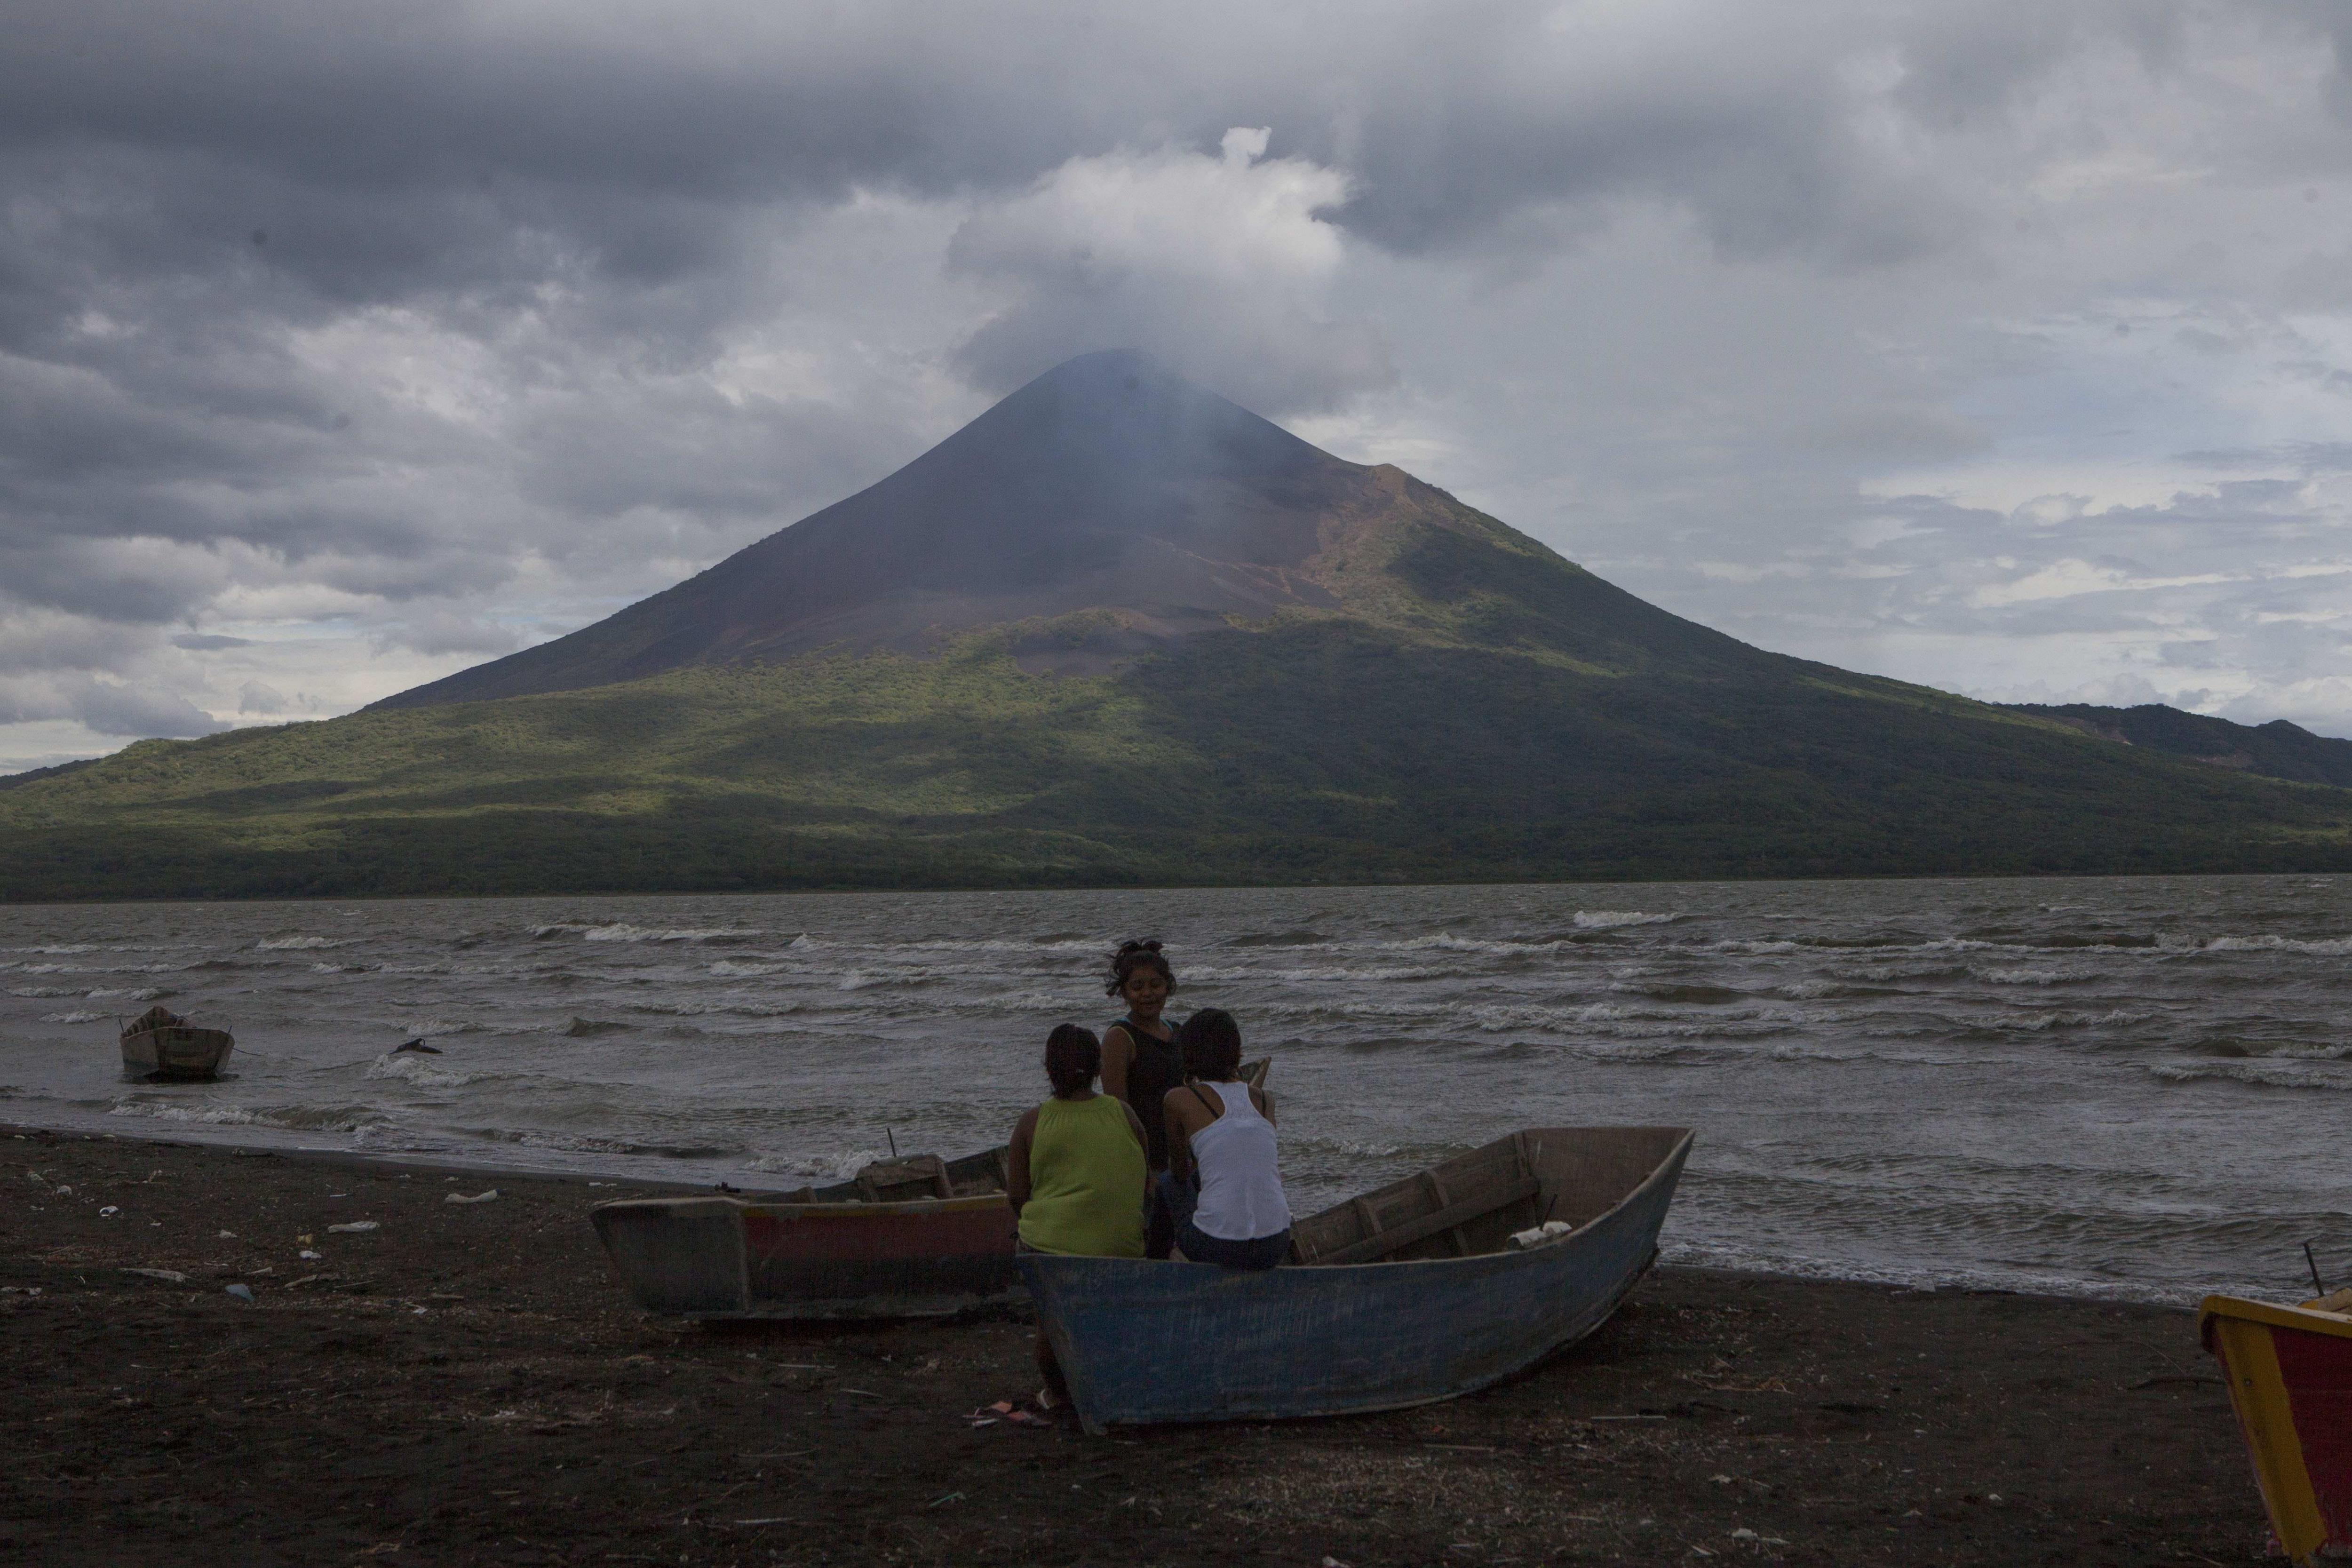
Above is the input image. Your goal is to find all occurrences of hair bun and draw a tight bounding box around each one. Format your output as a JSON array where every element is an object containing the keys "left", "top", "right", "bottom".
[{"left": 1105, "top": 937, "right": 1175, "bottom": 996}]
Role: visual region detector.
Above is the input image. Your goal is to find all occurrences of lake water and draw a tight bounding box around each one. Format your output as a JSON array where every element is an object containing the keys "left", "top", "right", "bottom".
[{"left": 3, "top": 875, "right": 2347, "bottom": 1304}]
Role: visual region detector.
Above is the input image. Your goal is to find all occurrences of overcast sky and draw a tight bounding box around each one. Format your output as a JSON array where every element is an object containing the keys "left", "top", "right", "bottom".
[{"left": 9, "top": 0, "right": 2352, "bottom": 771}]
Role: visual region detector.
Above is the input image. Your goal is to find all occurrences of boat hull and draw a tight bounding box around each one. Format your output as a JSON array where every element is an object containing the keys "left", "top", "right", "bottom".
[
  {"left": 120, "top": 1024, "right": 234, "bottom": 1081},
  {"left": 1021, "top": 1126, "right": 1691, "bottom": 1433},
  {"left": 2201, "top": 1295, "right": 2352, "bottom": 1565},
  {"left": 593, "top": 1192, "right": 1021, "bottom": 1320}
]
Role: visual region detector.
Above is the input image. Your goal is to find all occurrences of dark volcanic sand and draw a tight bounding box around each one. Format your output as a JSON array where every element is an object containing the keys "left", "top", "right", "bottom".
[{"left": 2, "top": 1126, "right": 2269, "bottom": 1566}]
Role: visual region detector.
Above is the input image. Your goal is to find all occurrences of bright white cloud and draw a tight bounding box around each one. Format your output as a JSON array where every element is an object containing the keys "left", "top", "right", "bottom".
[{"left": 948, "top": 132, "right": 1389, "bottom": 413}]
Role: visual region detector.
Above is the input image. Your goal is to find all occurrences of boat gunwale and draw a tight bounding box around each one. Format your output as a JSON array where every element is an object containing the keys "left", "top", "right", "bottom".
[
  {"left": 1281, "top": 1125, "right": 1694, "bottom": 1273},
  {"left": 590, "top": 1192, "right": 1011, "bottom": 1221},
  {"left": 2200, "top": 1293, "right": 2352, "bottom": 1345}
]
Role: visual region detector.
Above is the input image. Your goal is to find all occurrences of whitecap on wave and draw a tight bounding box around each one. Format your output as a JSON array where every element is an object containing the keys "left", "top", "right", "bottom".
[
  {"left": 365, "top": 1052, "right": 477, "bottom": 1088},
  {"left": 1572, "top": 910, "right": 1677, "bottom": 929},
  {"left": 1383, "top": 932, "right": 1564, "bottom": 955},
  {"left": 580, "top": 923, "right": 764, "bottom": 944},
  {"left": 745, "top": 1148, "right": 887, "bottom": 1180},
  {"left": 2198, "top": 933, "right": 2352, "bottom": 956},
  {"left": 108, "top": 1099, "right": 377, "bottom": 1132},
  {"left": 40, "top": 1010, "right": 104, "bottom": 1023},
  {"left": 1974, "top": 966, "right": 2098, "bottom": 986},
  {"left": 2148, "top": 1060, "right": 2352, "bottom": 1092},
  {"left": 707, "top": 959, "right": 787, "bottom": 978},
  {"left": 256, "top": 935, "right": 347, "bottom": 951}
]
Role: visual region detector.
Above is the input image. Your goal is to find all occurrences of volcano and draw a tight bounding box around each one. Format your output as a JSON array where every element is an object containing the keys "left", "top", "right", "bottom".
[
  {"left": 374, "top": 349, "right": 1748, "bottom": 706},
  {"left": 8, "top": 351, "right": 2352, "bottom": 900}
]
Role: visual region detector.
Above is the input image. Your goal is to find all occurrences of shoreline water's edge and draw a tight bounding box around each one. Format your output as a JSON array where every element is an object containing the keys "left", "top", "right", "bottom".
[{"left": 0, "top": 1117, "right": 2218, "bottom": 1313}]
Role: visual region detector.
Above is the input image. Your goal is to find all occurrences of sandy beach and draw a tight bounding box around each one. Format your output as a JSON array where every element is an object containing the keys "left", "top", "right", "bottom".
[{"left": 2, "top": 1124, "right": 2268, "bottom": 1566}]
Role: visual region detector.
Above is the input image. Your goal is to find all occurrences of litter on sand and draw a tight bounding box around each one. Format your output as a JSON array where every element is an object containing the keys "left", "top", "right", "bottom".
[
  {"left": 445, "top": 1190, "right": 499, "bottom": 1205},
  {"left": 123, "top": 1268, "right": 189, "bottom": 1283},
  {"left": 327, "top": 1221, "right": 381, "bottom": 1233},
  {"left": 224, "top": 1283, "right": 255, "bottom": 1302},
  {"left": 967, "top": 1401, "right": 1049, "bottom": 1428}
]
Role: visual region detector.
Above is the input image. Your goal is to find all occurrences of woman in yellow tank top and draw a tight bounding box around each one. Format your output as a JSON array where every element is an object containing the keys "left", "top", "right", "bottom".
[{"left": 1007, "top": 1024, "right": 1147, "bottom": 1412}]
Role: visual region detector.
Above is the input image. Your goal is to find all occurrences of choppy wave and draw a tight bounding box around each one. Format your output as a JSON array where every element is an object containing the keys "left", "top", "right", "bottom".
[
  {"left": 1573, "top": 910, "right": 1677, "bottom": 929},
  {"left": 40, "top": 1010, "right": 104, "bottom": 1024},
  {"left": 2148, "top": 1061, "right": 2352, "bottom": 1092},
  {"left": 1976, "top": 966, "right": 2098, "bottom": 985},
  {"left": 108, "top": 1099, "right": 378, "bottom": 1132},
  {"left": 744, "top": 1148, "right": 889, "bottom": 1180},
  {"left": 580, "top": 923, "right": 763, "bottom": 944},
  {"left": 365, "top": 1053, "right": 478, "bottom": 1088},
  {"left": 707, "top": 959, "right": 787, "bottom": 978},
  {"left": 257, "top": 935, "right": 348, "bottom": 951},
  {"left": 2199, "top": 933, "right": 2352, "bottom": 956}
]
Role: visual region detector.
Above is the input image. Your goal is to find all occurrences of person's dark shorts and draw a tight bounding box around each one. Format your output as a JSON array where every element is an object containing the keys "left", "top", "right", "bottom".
[{"left": 1176, "top": 1220, "right": 1290, "bottom": 1270}]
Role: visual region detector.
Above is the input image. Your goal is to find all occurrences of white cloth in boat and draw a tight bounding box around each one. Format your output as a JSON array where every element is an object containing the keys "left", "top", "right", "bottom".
[{"left": 1186, "top": 1078, "right": 1290, "bottom": 1242}]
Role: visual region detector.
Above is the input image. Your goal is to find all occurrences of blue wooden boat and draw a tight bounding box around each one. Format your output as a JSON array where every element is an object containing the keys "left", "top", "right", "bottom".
[{"left": 1018, "top": 1125, "right": 1692, "bottom": 1433}]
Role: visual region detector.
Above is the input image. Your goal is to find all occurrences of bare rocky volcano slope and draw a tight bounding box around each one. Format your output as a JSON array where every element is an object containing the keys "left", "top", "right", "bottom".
[{"left": 374, "top": 349, "right": 1756, "bottom": 706}]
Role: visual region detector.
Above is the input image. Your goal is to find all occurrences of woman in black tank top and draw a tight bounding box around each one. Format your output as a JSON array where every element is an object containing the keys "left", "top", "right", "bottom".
[{"left": 1100, "top": 939, "right": 1182, "bottom": 1259}]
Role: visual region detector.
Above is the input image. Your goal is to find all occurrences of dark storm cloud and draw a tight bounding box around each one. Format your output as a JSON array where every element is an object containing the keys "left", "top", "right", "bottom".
[
  {"left": 3, "top": 1, "right": 2238, "bottom": 275},
  {"left": 4, "top": 0, "right": 2352, "bottom": 760}
]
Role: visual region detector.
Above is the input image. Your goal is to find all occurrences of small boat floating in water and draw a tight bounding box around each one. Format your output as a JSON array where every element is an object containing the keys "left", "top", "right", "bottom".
[
  {"left": 2200, "top": 1288, "right": 2352, "bottom": 1564},
  {"left": 119, "top": 1004, "right": 234, "bottom": 1081},
  {"left": 1020, "top": 1124, "right": 1692, "bottom": 1433},
  {"left": 594, "top": 1059, "right": 1271, "bottom": 1321}
]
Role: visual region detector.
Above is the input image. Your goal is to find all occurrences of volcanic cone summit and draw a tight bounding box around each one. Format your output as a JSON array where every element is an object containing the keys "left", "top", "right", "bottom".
[{"left": 377, "top": 350, "right": 1411, "bottom": 707}]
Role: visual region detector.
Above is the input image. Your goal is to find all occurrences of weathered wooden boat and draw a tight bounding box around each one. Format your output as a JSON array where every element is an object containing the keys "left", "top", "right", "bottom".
[
  {"left": 2200, "top": 1289, "right": 2352, "bottom": 1564},
  {"left": 1019, "top": 1124, "right": 1692, "bottom": 1433},
  {"left": 594, "top": 1058, "right": 1271, "bottom": 1321},
  {"left": 119, "top": 1004, "right": 234, "bottom": 1081},
  {"left": 594, "top": 1146, "right": 1023, "bottom": 1320}
]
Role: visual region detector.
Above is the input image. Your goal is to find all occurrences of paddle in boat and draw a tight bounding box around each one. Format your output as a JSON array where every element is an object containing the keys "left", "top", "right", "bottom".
[
  {"left": 119, "top": 1004, "right": 235, "bottom": 1081},
  {"left": 592, "top": 1057, "right": 1271, "bottom": 1321},
  {"left": 2200, "top": 1286, "right": 2352, "bottom": 1564},
  {"left": 1020, "top": 1123, "right": 1693, "bottom": 1433}
]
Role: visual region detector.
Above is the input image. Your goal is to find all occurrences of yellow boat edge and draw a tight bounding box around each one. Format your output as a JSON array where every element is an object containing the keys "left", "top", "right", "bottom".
[{"left": 2200, "top": 1295, "right": 2351, "bottom": 1567}]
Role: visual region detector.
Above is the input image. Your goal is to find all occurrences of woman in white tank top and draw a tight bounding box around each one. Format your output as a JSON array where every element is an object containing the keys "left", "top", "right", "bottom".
[{"left": 1163, "top": 1008, "right": 1291, "bottom": 1270}]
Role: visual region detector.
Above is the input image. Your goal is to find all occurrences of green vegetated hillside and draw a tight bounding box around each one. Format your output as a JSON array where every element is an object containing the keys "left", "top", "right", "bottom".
[
  {"left": 7, "top": 530, "right": 2352, "bottom": 900},
  {"left": 2002, "top": 701, "right": 2352, "bottom": 787}
]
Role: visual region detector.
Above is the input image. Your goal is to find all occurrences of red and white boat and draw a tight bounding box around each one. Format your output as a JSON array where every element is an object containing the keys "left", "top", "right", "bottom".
[{"left": 592, "top": 1058, "right": 1270, "bottom": 1321}]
